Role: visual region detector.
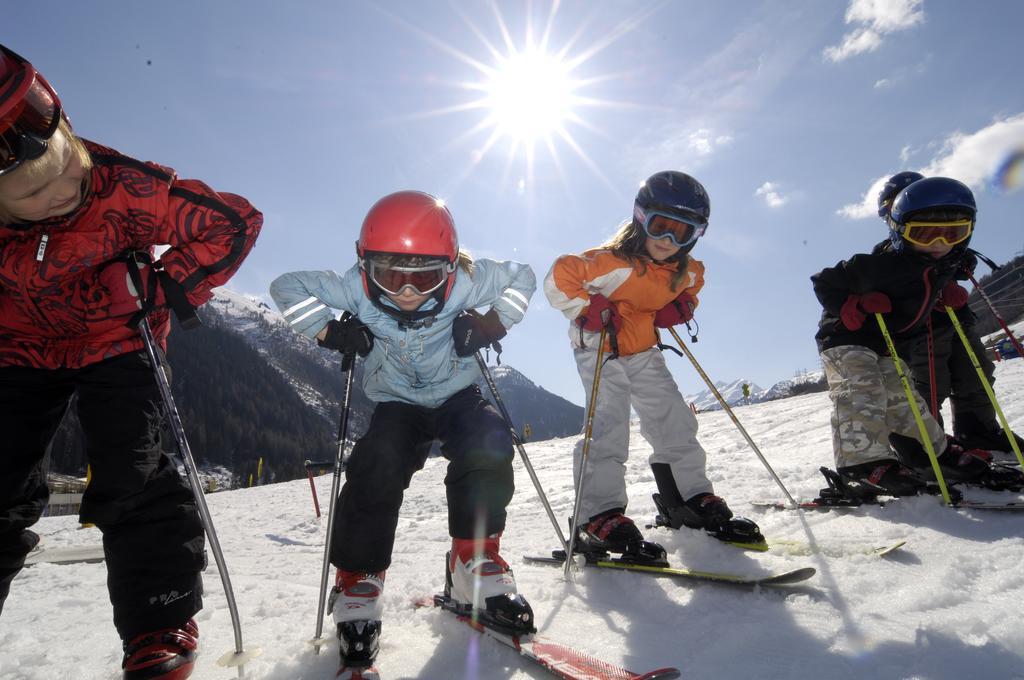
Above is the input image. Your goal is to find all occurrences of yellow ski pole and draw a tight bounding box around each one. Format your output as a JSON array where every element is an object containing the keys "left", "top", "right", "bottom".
[
  {"left": 564, "top": 327, "right": 608, "bottom": 580},
  {"left": 874, "top": 313, "right": 953, "bottom": 505},
  {"left": 945, "top": 306, "right": 1024, "bottom": 468}
]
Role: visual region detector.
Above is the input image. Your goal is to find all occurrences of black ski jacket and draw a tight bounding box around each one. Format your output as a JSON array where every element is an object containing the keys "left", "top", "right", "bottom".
[{"left": 811, "top": 241, "right": 961, "bottom": 355}]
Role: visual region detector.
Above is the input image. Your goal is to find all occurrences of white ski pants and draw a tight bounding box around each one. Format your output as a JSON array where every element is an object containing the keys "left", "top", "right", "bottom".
[{"left": 572, "top": 347, "right": 713, "bottom": 521}]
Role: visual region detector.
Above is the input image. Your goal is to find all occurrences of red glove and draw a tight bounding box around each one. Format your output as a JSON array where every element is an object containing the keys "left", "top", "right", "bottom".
[
  {"left": 654, "top": 292, "right": 696, "bottom": 328},
  {"left": 939, "top": 281, "right": 969, "bottom": 310},
  {"left": 839, "top": 292, "right": 892, "bottom": 331},
  {"left": 577, "top": 294, "right": 622, "bottom": 332}
]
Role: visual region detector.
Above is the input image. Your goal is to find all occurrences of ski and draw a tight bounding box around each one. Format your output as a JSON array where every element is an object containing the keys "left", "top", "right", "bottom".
[
  {"left": 751, "top": 498, "right": 1024, "bottom": 512},
  {"left": 24, "top": 544, "right": 105, "bottom": 566},
  {"left": 719, "top": 537, "right": 906, "bottom": 557},
  {"left": 417, "top": 594, "right": 680, "bottom": 680},
  {"left": 524, "top": 550, "right": 815, "bottom": 587}
]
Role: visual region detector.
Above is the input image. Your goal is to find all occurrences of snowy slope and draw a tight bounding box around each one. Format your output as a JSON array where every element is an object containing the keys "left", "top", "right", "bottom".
[{"left": 3, "top": 360, "right": 1024, "bottom": 679}]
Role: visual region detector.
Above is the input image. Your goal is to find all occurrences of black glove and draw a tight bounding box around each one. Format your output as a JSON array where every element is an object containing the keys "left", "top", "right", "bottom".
[
  {"left": 318, "top": 315, "right": 374, "bottom": 357},
  {"left": 452, "top": 309, "right": 507, "bottom": 357},
  {"left": 955, "top": 251, "right": 977, "bottom": 281}
]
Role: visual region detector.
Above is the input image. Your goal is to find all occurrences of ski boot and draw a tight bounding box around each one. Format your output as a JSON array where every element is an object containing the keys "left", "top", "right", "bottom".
[
  {"left": 329, "top": 570, "right": 384, "bottom": 676},
  {"left": 444, "top": 535, "right": 535, "bottom": 636},
  {"left": 835, "top": 459, "right": 929, "bottom": 497},
  {"left": 889, "top": 433, "right": 1021, "bottom": 490},
  {"left": 652, "top": 493, "right": 765, "bottom": 546},
  {"left": 574, "top": 510, "right": 667, "bottom": 564},
  {"left": 956, "top": 428, "right": 1024, "bottom": 461},
  {"left": 122, "top": 618, "right": 198, "bottom": 680}
]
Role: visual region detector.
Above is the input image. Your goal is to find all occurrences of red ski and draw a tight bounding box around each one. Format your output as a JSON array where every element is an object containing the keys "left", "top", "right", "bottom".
[{"left": 416, "top": 595, "right": 680, "bottom": 680}]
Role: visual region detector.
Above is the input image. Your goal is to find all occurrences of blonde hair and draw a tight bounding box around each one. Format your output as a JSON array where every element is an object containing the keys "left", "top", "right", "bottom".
[
  {"left": 600, "top": 219, "right": 690, "bottom": 291},
  {"left": 0, "top": 119, "right": 93, "bottom": 225}
]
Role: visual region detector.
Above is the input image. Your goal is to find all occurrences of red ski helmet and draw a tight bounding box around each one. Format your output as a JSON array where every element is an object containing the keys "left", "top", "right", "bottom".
[
  {"left": 357, "top": 190, "right": 459, "bottom": 300},
  {"left": 0, "top": 44, "right": 64, "bottom": 177}
]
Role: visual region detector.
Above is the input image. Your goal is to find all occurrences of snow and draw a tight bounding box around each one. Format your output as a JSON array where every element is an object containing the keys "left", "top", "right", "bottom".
[{"left": 3, "top": 360, "right": 1024, "bottom": 679}]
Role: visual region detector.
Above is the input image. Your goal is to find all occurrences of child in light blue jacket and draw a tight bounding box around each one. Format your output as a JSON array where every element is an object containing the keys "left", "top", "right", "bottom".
[{"left": 269, "top": 190, "right": 535, "bottom": 674}]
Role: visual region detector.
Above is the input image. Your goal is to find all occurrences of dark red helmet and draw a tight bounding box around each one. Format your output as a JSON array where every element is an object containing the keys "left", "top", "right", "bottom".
[{"left": 0, "top": 44, "right": 64, "bottom": 177}]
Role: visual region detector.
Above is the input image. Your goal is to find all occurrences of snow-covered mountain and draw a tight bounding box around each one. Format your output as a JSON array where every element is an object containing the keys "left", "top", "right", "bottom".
[{"left": 8, "top": 356, "right": 1024, "bottom": 679}]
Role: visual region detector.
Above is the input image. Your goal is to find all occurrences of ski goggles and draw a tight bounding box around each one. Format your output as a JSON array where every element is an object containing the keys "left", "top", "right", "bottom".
[
  {"left": 366, "top": 257, "right": 455, "bottom": 296},
  {"left": 635, "top": 207, "right": 706, "bottom": 249},
  {"left": 900, "top": 218, "right": 973, "bottom": 247},
  {"left": 0, "top": 47, "right": 62, "bottom": 177}
]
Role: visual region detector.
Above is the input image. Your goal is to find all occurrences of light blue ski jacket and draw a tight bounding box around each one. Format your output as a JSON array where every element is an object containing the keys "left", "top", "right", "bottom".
[{"left": 269, "top": 260, "right": 535, "bottom": 408}]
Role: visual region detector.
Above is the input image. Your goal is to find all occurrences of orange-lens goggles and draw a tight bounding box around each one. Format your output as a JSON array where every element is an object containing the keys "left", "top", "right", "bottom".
[{"left": 901, "top": 219, "right": 973, "bottom": 247}]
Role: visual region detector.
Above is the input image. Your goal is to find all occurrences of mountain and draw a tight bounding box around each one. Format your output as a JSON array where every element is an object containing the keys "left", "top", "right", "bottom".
[
  {"left": 45, "top": 289, "right": 583, "bottom": 486},
  {"left": 684, "top": 369, "right": 826, "bottom": 411}
]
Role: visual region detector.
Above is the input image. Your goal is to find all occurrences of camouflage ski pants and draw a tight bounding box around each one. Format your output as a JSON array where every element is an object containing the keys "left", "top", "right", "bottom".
[{"left": 821, "top": 345, "right": 946, "bottom": 468}]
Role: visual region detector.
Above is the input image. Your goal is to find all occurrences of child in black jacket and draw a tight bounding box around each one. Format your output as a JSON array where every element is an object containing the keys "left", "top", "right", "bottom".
[{"left": 811, "top": 176, "right": 996, "bottom": 494}]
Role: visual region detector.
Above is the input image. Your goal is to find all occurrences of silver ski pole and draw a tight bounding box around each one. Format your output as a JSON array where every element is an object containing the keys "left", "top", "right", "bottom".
[
  {"left": 311, "top": 352, "right": 357, "bottom": 651},
  {"left": 138, "top": 318, "right": 259, "bottom": 670},
  {"left": 474, "top": 352, "right": 568, "bottom": 553},
  {"left": 666, "top": 326, "right": 798, "bottom": 508},
  {"left": 564, "top": 327, "right": 608, "bottom": 580}
]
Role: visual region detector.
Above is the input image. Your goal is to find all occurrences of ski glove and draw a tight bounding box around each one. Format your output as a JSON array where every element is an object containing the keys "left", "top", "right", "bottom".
[
  {"left": 839, "top": 292, "right": 891, "bottom": 331},
  {"left": 939, "top": 281, "right": 969, "bottom": 310},
  {"left": 318, "top": 316, "right": 374, "bottom": 357},
  {"left": 577, "top": 294, "right": 622, "bottom": 333},
  {"left": 654, "top": 292, "right": 696, "bottom": 328},
  {"left": 955, "top": 251, "right": 977, "bottom": 281},
  {"left": 452, "top": 309, "right": 507, "bottom": 357},
  {"left": 101, "top": 256, "right": 196, "bottom": 329}
]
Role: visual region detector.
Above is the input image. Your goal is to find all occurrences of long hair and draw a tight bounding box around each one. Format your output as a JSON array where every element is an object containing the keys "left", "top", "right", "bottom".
[{"left": 600, "top": 219, "right": 691, "bottom": 291}]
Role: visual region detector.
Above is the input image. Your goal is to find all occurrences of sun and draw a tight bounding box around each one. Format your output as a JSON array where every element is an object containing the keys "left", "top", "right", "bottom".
[{"left": 482, "top": 47, "right": 577, "bottom": 144}]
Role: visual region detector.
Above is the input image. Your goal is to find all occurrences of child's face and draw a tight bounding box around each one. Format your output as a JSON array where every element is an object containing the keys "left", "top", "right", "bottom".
[
  {"left": 644, "top": 235, "right": 682, "bottom": 262},
  {"left": 908, "top": 239, "right": 954, "bottom": 259},
  {"left": 0, "top": 131, "right": 86, "bottom": 223},
  {"left": 386, "top": 288, "right": 431, "bottom": 311}
]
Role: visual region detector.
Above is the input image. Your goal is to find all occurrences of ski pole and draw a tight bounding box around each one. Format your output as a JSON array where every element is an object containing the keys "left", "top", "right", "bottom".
[
  {"left": 873, "top": 314, "right": 953, "bottom": 505},
  {"left": 138, "top": 317, "right": 259, "bottom": 670},
  {"left": 474, "top": 352, "right": 569, "bottom": 554},
  {"left": 666, "top": 327, "right": 798, "bottom": 508},
  {"left": 312, "top": 349, "right": 358, "bottom": 651},
  {"left": 969, "top": 274, "right": 1024, "bottom": 360},
  {"left": 944, "top": 306, "right": 1024, "bottom": 468},
  {"left": 564, "top": 327, "right": 608, "bottom": 580}
]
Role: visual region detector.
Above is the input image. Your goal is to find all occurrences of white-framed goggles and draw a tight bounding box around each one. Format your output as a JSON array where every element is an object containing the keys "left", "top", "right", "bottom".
[
  {"left": 366, "top": 257, "right": 455, "bottom": 296},
  {"left": 634, "top": 206, "right": 707, "bottom": 249}
]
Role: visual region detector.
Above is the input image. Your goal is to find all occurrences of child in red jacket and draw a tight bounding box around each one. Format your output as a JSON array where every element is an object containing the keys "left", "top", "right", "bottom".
[{"left": 0, "top": 44, "right": 262, "bottom": 680}]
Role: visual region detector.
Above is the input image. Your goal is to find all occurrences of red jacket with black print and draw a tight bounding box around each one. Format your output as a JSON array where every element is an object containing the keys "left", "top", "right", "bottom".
[{"left": 0, "top": 140, "right": 263, "bottom": 369}]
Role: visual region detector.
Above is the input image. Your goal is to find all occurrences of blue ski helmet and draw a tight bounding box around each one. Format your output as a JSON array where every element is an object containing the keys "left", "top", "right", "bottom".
[
  {"left": 877, "top": 171, "right": 924, "bottom": 220},
  {"left": 888, "top": 176, "right": 976, "bottom": 253},
  {"left": 633, "top": 171, "right": 710, "bottom": 255}
]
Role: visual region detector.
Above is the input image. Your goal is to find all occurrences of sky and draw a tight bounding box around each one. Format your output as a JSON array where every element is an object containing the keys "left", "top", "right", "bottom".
[
  {"left": 9, "top": 0, "right": 1024, "bottom": 406},
  {"left": 4, "top": 356, "right": 1024, "bottom": 678}
]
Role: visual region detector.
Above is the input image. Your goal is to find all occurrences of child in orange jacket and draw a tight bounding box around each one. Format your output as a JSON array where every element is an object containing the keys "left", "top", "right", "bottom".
[{"left": 544, "top": 171, "right": 762, "bottom": 556}]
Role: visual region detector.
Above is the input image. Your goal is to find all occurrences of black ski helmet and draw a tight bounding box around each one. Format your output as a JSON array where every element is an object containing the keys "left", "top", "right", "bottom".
[
  {"left": 633, "top": 171, "right": 710, "bottom": 255},
  {"left": 888, "top": 176, "right": 976, "bottom": 254},
  {"left": 877, "top": 171, "right": 924, "bottom": 220}
]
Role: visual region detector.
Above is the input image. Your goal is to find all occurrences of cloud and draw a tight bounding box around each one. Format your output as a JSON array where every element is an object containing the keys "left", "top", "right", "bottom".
[
  {"left": 824, "top": 0, "right": 924, "bottom": 63},
  {"left": 755, "top": 181, "right": 790, "bottom": 208},
  {"left": 688, "top": 129, "right": 734, "bottom": 156},
  {"left": 836, "top": 112, "right": 1024, "bottom": 218}
]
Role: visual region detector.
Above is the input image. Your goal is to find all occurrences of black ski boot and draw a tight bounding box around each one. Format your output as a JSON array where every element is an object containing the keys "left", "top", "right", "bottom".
[
  {"left": 956, "top": 428, "right": 1024, "bottom": 459},
  {"left": 336, "top": 621, "right": 381, "bottom": 679},
  {"left": 836, "top": 459, "right": 929, "bottom": 497},
  {"left": 573, "top": 510, "right": 667, "bottom": 564},
  {"left": 656, "top": 493, "right": 766, "bottom": 546}
]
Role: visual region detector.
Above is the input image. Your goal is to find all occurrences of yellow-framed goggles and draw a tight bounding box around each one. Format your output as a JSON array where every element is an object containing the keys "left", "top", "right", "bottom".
[{"left": 900, "top": 218, "right": 973, "bottom": 247}]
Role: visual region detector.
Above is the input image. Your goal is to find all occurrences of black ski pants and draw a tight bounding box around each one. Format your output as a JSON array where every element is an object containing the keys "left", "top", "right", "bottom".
[
  {"left": 331, "top": 385, "right": 514, "bottom": 573},
  {"left": 901, "top": 312, "right": 997, "bottom": 436},
  {"left": 0, "top": 351, "right": 205, "bottom": 640}
]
